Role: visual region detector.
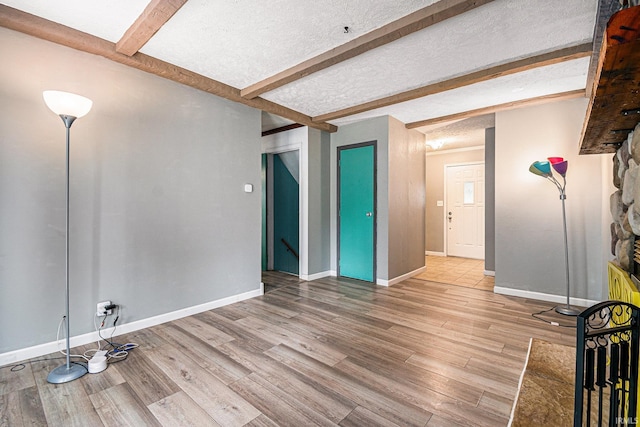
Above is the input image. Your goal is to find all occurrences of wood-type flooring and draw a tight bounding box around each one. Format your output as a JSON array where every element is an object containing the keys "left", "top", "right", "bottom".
[{"left": 0, "top": 275, "right": 578, "bottom": 426}]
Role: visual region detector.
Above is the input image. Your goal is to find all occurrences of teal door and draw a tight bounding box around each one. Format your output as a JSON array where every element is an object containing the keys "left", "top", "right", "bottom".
[
  {"left": 338, "top": 143, "right": 375, "bottom": 282},
  {"left": 273, "top": 153, "right": 299, "bottom": 275}
]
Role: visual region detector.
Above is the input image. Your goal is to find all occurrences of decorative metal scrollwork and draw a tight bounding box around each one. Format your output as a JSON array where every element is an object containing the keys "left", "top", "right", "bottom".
[{"left": 574, "top": 300, "right": 640, "bottom": 426}]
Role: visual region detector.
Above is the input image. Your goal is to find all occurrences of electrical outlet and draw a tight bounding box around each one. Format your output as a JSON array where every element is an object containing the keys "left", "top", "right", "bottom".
[{"left": 96, "top": 300, "right": 112, "bottom": 317}]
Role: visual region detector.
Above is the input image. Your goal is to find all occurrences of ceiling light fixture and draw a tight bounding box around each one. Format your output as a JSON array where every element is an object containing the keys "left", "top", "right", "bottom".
[{"left": 426, "top": 139, "right": 446, "bottom": 150}]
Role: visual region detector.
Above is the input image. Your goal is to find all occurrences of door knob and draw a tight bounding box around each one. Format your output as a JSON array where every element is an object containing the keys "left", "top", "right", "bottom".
[{"left": 366, "top": 212, "right": 373, "bottom": 217}]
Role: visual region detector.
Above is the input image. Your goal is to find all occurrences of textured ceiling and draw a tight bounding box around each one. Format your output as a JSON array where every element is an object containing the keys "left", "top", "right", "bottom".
[
  {"left": 142, "top": 0, "right": 439, "bottom": 88},
  {"left": 422, "top": 114, "right": 495, "bottom": 151},
  {"left": 1, "top": 0, "right": 600, "bottom": 138},
  {"left": 330, "top": 56, "right": 590, "bottom": 126},
  {"left": 265, "top": 0, "right": 596, "bottom": 118}
]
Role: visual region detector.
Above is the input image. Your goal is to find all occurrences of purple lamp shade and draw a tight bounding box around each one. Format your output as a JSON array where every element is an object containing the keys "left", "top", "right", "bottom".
[
  {"left": 547, "top": 157, "right": 568, "bottom": 176},
  {"left": 550, "top": 160, "right": 568, "bottom": 176},
  {"left": 529, "top": 160, "right": 552, "bottom": 177}
]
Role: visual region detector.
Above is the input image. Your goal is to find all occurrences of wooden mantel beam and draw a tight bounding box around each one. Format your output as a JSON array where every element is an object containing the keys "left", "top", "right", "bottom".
[
  {"left": 0, "top": 4, "right": 337, "bottom": 133},
  {"left": 116, "top": 0, "right": 188, "bottom": 56},
  {"left": 240, "top": 0, "right": 495, "bottom": 100},
  {"left": 314, "top": 43, "right": 592, "bottom": 123}
]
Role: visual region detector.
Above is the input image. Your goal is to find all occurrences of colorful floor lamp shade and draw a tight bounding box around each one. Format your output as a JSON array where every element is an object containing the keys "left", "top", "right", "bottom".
[
  {"left": 43, "top": 90, "right": 93, "bottom": 384},
  {"left": 528, "top": 156, "right": 580, "bottom": 316}
]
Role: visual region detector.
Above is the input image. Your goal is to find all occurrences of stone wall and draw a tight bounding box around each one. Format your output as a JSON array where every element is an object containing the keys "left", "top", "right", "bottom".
[{"left": 611, "top": 122, "right": 640, "bottom": 271}]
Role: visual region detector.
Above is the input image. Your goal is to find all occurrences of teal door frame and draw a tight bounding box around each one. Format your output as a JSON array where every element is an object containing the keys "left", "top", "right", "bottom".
[{"left": 337, "top": 141, "right": 376, "bottom": 282}]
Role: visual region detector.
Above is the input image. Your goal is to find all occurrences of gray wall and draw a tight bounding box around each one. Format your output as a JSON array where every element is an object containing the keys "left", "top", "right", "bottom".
[
  {"left": 425, "top": 148, "right": 485, "bottom": 253},
  {"left": 330, "top": 116, "right": 425, "bottom": 282},
  {"left": 306, "top": 128, "right": 331, "bottom": 275},
  {"left": 485, "top": 128, "right": 496, "bottom": 272},
  {"left": 388, "top": 117, "right": 426, "bottom": 279},
  {"left": 330, "top": 116, "right": 390, "bottom": 280},
  {"left": 0, "top": 28, "right": 261, "bottom": 353},
  {"left": 495, "top": 98, "right": 608, "bottom": 301}
]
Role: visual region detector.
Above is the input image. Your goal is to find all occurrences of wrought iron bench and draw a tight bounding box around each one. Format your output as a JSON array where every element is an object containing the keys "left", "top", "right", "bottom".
[{"left": 574, "top": 301, "right": 640, "bottom": 426}]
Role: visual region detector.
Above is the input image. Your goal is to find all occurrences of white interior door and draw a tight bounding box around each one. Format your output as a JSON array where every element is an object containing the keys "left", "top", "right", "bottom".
[{"left": 446, "top": 163, "right": 485, "bottom": 259}]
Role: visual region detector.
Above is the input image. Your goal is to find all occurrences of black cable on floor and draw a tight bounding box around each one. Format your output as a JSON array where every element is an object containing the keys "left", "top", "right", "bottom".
[{"left": 532, "top": 306, "right": 577, "bottom": 328}]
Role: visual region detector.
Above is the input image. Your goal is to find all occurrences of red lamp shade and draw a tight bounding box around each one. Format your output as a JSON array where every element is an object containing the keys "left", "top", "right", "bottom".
[{"left": 548, "top": 157, "right": 564, "bottom": 164}]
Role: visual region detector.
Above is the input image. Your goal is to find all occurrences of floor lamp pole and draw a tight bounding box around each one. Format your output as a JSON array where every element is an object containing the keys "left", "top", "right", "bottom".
[
  {"left": 556, "top": 190, "right": 579, "bottom": 316},
  {"left": 46, "top": 115, "right": 88, "bottom": 384}
]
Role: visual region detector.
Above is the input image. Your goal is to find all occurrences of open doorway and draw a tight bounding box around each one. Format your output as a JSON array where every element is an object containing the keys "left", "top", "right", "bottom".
[
  {"left": 262, "top": 150, "right": 301, "bottom": 292},
  {"left": 421, "top": 115, "right": 495, "bottom": 290}
]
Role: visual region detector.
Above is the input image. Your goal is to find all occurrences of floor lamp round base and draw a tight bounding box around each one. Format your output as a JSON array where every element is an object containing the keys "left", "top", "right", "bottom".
[
  {"left": 555, "top": 305, "right": 581, "bottom": 316},
  {"left": 47, "top": 362, "right": 87, "bottom": 384}
]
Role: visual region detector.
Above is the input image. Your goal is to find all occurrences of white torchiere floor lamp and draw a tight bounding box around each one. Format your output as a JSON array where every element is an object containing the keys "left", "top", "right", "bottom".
[{"left": 43, "top": 90, "right": 93, "bottom": 384}]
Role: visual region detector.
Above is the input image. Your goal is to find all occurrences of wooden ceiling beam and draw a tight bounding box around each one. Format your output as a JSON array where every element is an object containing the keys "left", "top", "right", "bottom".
[
  {"left": 261, "top": 123, "right": 304, "bottom": 137},
  {"left": 314, "top": 43, "right": 592, "bottom": 123},
  {"left": 116, "top": 0, "right": 188, "bottom": 56},
  {"left": 406, "top": 89, "right": 586, "bottom": 129},
  {"left": 0, "top": 4, "right": 336, "bottom": 133},
  {"left": 240, "top": 0, "right": 495, "bottom": 100}
]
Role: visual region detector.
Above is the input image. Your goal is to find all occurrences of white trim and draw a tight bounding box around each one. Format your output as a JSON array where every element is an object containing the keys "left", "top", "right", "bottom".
[
  {"left": 376, "top": 266, "right": 427, "bottom": 287},
  {"left": 493, "top": 286, "right": 599, "bottom": 308},
  {"left": 426, "top": 251, "right": 445, "bottom": 256},
  {"left": 0, "top": 287, "right": 263, "bottom": 367},
  {"left": 508, "top": 337, "right": 533, "bottom": 427},
  {"left": 261, "top": 126, "right": 305, "bottom": 154},
  {"left": 426, "top": 145, "right": 484, "bottom": 157},
  {"left": 483, "top": 270, "right": 495, "bottom": 277},
  {"left": 300, "top": 146, "right": 308, "bottom": 278},
  {"left": 300, "top": 270, "right": 332, "bottom": 281}
]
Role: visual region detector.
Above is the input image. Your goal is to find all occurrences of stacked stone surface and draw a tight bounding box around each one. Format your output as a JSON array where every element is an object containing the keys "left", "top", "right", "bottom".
[{"left": 612, "top": 123, "right": 640, "bottom": 271}]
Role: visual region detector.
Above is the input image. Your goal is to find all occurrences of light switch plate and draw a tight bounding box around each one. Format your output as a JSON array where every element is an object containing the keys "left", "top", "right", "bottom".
[
  {"left": 244, "top": 184, "right": 253, "bottom": 193},
  {"left": 436, "top": 200, "right": 444, "bottom": 207}
]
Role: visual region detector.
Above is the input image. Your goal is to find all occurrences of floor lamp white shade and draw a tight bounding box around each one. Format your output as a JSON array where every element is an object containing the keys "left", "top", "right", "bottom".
[
  {"left": 43, "top": 91, "right": 92, "bottom": 118},
  {"left": 43, "top": 90, "right": 92, "bottom": 384}
]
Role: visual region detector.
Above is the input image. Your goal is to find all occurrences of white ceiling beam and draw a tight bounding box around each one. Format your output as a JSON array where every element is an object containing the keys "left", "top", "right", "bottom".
[
  {"left": 240, "top": 0, "right": 495, "bottom": 100},
  {"left": 116, "top": 0, "right": 189, "bottom": 56},
  {"left": 0, "top": 4, "right": 337, "bottom": 133},
  {"left": 313, "top": 43, "right": 592, "bottom": 123}
]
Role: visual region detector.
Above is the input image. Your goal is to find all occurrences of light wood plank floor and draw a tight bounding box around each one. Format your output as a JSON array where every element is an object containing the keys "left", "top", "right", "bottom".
[{"left": 0, "top": 275, "right": 577, "bottom": 427}]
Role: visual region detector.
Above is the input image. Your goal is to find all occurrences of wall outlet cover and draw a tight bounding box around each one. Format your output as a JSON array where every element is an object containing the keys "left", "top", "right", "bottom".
[{"left": 96, "top": 301, "right": 112, "bottom": 317}]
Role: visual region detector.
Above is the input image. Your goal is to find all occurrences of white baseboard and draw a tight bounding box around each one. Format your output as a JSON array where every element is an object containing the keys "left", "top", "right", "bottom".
[
  {"left": 0, "top": 287, "right": 263, "bottom": 367},
  {"left": 300, "top": 270, "right": 332, "bottom": 281},
  {"left": 377, "top": 266, "right": 427, "bottom": 287},
  {"left": 426, "top": 251, "right": 445, "bottom": 256},
  {"left": 493, "top": 286, "right": 599, "bottom": 308},
  {"left": 484, "top": 270, "right": 495, "bottom": 277}
]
